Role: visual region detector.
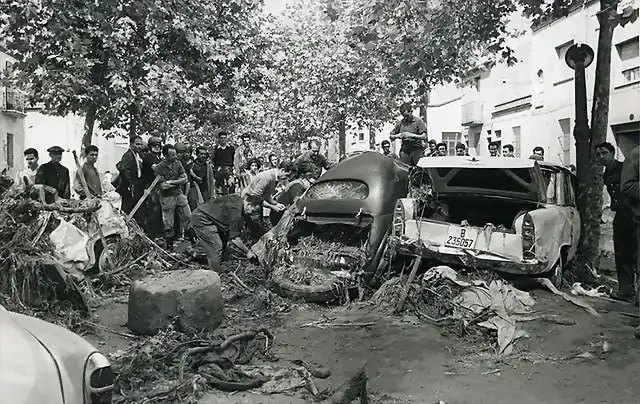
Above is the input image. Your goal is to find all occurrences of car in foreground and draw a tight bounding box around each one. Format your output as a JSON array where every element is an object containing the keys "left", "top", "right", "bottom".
[
  {"left": 0, "top": 304, "right": 114, "bottom": 404},
  {"left": 388, "top": 156, "right": 579, "bottom": 287},
  {"left": 258, "top": 151, "right": 410, "bottom": 302}
]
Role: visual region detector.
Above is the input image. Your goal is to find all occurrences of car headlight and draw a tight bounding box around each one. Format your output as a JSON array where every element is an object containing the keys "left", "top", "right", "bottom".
[{"left": 83, "top": 352, "right": 114, "bottom": 404}]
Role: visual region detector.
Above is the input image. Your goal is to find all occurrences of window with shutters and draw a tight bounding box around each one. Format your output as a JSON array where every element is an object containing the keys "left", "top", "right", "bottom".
[
  {"left": 559, "top": 118, "right": 572, "bottom": 165},
  {"left": 6, "top": 133, "right": 14, "bottom": 168},
  {"left": 616, "top": 37, "right": 639, "bottom": 84},
  {"left": 512, "top": 126, "right": 522, "bottom": 157}
]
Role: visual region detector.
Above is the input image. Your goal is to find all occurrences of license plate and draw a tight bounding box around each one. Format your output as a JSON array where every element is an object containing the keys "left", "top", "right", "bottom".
[{"left": 444, "top": 227, "right": 477, "bottom": 249}]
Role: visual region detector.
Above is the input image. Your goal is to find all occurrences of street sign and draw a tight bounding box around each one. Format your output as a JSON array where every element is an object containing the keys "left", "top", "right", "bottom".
[{"left": 565, "top": 43, "right": 595, "bottom": 70}]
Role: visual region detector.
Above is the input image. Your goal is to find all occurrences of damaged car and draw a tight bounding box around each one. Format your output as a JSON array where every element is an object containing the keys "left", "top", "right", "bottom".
[
  {"left": 388, "top": 156, "right": 579, "bottom": 288},
  {"left": 254, "top": 151, "right": 410, "bottom": 302}
]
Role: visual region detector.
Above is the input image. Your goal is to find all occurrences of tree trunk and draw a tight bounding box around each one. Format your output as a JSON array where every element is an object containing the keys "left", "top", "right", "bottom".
[
  {"left": 420, "top": 91, "right": 429, "bottom": 139},
  {"left": 128, "top": 103, "right": 139, "bottom": 139},
  {"left": 81, "top": 103, "right": 98, "bottom": 149},
  {"left": 574, "top": 0, "right": 618, "bottom": 281},
  {"left": 369, "top": 127, "right": 376, "bottom": 150},
  {"left": 338, "top": 114, "right": 346, "bottom": 159}
]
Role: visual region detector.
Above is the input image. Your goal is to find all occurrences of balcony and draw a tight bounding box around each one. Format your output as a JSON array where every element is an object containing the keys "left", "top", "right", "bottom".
[
  {"left": 1, "top": 87, "right": 26, "bottom": 116},
  {"left": 461, "top": 100, "right": 484, "bottom": 126}
]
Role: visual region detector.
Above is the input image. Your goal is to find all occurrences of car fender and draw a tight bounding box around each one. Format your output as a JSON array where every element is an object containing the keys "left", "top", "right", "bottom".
[
  {"left": 0, "top": 308, "right": 65, "bottom": 404},
  {"left": 521, "top": 206, "right": 573, "bottom": 269},
  {"left": 10, "top": 312, "right": 102, "bottom": 404}
]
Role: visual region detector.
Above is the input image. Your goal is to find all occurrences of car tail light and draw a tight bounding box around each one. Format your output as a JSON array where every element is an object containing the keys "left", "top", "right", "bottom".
[
  {"left": 84, "top": 353, "right": 114, "bottom": 404},
  {"left": 392, "top": 200, "right": 405, "bottom": 235},
  {"left": 521, "top": 213, "right": 535, "bottom": 260}
]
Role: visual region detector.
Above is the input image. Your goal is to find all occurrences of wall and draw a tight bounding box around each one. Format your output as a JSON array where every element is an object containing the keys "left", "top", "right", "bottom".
[
  {"left": 24, "top": 110, "right": 129, "bottom": 179},
  {"left": 0, "top": 51, "right": 26, "bottom": 176},
  {"left": 530, "top": 0, "right": 639, "bottom": 162}
]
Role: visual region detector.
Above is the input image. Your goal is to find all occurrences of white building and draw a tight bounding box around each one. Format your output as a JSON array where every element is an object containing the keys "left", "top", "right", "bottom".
[{"left": 0, "top": 51, "right": 26, "bottom": 176}]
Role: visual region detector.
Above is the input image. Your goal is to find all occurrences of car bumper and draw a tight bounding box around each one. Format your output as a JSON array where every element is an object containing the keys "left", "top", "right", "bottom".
[{"left": 389, "top": 235, "right": 549, "bottom": 275}]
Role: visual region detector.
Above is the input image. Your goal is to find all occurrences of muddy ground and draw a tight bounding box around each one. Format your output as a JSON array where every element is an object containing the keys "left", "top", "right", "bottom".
[{"left": 84, "top": 222, "right": 640, "bottom": 404}]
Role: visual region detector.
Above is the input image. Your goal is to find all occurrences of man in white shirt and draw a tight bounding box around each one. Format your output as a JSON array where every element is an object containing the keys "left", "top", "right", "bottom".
[{"left": 14, "top": 148, "right": 39, "bottom": 190}]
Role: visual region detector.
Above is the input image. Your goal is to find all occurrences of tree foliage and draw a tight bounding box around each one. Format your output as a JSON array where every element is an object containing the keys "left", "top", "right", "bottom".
[{"left": 0, "top": 0, "right": 268, "bottom": 145}]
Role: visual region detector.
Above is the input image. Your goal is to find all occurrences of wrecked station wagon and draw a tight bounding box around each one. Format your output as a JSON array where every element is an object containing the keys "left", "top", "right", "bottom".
[
  {"left": 387, "top": 156, "right": 580, "bottom": 287},
  {"left": 262, "top": 151, "right": 410, "bottom": 302}
]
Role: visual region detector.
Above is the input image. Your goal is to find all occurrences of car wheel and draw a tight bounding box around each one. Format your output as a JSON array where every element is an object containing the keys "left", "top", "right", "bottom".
[
  {"left": 548, "top": 254, "right": 564, "bottom": 289},
  {"left": 93, "top": 236, "right": 121, "bottom": 273},
  {"left": 270, "top": 272, "right": 342, "bottom": 303}
]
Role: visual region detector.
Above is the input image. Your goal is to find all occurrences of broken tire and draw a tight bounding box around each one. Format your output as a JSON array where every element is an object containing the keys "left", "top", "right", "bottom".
[{"left": 270, "top": 272, "right": 341, "bottom": 303}]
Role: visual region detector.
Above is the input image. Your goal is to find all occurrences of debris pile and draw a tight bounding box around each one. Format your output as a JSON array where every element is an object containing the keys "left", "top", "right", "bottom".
[
  {"left": 373, "top": 266, "right": 537, "bottom": 355},
  {"left": 0, "top": 176, "right": 172, "bottom": 319}
]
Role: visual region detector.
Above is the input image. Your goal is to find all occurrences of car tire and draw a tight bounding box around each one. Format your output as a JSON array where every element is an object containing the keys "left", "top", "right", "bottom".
[
  {"left": 548, "top": 254, "right": 564, "bottom": 289},
  {"left": 270, "top": 272, "right": 342, "bottom": 303},
  {"left": 93, "top": 235, "right": 121, "bottom": 274}
]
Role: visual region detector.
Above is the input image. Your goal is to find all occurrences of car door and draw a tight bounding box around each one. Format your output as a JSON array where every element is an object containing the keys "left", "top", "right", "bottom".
[{"left": 562, "top": 171, "right": 581, "bottom": 259}]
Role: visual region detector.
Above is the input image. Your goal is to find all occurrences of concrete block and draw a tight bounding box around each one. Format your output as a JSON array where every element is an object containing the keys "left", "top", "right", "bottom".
[{"left": 127, "top": 269, "right": 223, "bottom": 335}]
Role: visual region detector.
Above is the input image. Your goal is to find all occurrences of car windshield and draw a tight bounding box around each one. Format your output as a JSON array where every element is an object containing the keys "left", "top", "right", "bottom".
[
  {"left": 304, "top": 180, "right": 369, "bottom": 200},
  {"left": 438, "top": 167, "right": 534, "bottom": 193}
]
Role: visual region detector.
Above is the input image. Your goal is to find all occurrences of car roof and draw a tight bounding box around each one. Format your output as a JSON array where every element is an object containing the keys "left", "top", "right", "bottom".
[
  {"left": 319, "top": 151, "right": 406, "bottom": 182},
  {"left": 416, "top": 156, "right": 537, "bottom": 169}
]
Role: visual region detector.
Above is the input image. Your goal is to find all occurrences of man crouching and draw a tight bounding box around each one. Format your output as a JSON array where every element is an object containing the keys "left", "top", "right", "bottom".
[{"left": 187, "top": 194, "right": 255, "bottom": 272}]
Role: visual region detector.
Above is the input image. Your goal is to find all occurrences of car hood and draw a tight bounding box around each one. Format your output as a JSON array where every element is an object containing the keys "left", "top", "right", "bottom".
[{"left": 0, "top": 307, "right": 65, "bottom": 404}]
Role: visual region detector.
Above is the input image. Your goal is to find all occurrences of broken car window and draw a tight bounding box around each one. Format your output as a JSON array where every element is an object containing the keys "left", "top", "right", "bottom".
[
  {"left": 304, "top": 180, "right": 369, "bottom": 200},
  {"left": 444, "top": 168, "right": 534, "bottom": 193}
]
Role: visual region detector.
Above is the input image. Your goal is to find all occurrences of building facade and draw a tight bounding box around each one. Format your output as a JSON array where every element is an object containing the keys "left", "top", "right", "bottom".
[
  {"left": 425, "top": 1, "right": 639, "bottom": 163},
  {"left": 0, "top": 51, "right": 26, "bottom": 176}
]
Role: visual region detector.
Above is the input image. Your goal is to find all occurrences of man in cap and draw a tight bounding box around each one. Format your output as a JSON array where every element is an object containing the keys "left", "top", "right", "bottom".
[
  {"left": 35, "top": 146, "right": 71, "bottom": 203},
  {"left": 187, "top": 193, "right": 255, "bottom": 272},
  {"left": 380, "top": 140, "right": 398, "bottom": 159},
  {"left": 389, "top": 103, "right": 428, "bottom": 166}
]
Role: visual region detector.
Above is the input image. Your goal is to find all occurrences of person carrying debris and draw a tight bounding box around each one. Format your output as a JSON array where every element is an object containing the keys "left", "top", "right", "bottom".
[
  {"left": 187, "top": 194, "right": 255, "bottom": 272},
  {"left": 73, "top": 145, "right": 103, "bottom": 199},
  {"left": 35, "top": 145, "right": 71, "bottom": 203},
  {"left": 154, "top": 144, "right": 191, "bottom": 250},
  {"left": 241, "top": 161, "right": 293, "bottom": 238},
  {"left": 389, "top": 103, "right": 428, "bottom": 166},
  {"left": 620, "top": 145, "right": 640, "bottom": 339},
  {"left": 596, "top": 142, "right": 636, "bottom": 302},
  {"left": 14, "top": 148, "right": 39, "bottom": 191},
  {"left": 269, "top": 175, "right": 311, "bottom": 226}
]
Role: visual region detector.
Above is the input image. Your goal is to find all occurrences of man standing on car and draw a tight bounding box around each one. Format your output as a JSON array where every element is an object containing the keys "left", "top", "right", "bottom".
[
  {"left": 389, "top": 103, "right": 428, "bottom": 166},
  {"left": 155, "top": 144, "right": 191, "bottom": 250},
  {"left": 187, "top": 193, "right": 255, "bottom": 272},
  {"left": 35, "top": 145, "right": 71, "bottom": 203},
  {"left": 380, "top": 140, "right": 398, "bottom": 159},
  {"left": 620, "top": 145, "right": 640, "bottom": 337},
  {"left": 597, "top": 142, "right": 636, "bottom": 302}
]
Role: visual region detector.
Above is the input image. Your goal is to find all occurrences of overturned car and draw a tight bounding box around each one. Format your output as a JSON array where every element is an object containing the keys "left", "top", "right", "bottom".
[
  {"left": 253, "top": 152, "right": 409, "bottom": 302},
  {"left": 387, "top": 156, "right": 580, "bottom": 288}
]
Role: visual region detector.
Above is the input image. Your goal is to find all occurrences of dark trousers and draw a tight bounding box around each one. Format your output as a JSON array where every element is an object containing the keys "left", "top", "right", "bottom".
[
  {"left": 193, "top": 224, "right": 225, "bottom": 272},
  {"left": 613, "top": 212, "right": 638, "bottom": 296},
  {"left": 399, "top": 148, "right": 425, "bottom": 166}
]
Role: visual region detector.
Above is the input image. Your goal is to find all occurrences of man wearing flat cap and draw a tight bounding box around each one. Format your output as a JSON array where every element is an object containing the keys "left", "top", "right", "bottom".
[{"left": 35, "top": 146, "right": 71, "bottom": 203}]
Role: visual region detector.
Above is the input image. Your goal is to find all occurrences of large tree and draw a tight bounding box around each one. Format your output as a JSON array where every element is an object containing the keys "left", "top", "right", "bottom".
[
  {"left": 520, "top": 0, "right": 638, "bottom": 280},
  {"left": 0, "top": 0, "right": 267, "bottom": 146}
]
